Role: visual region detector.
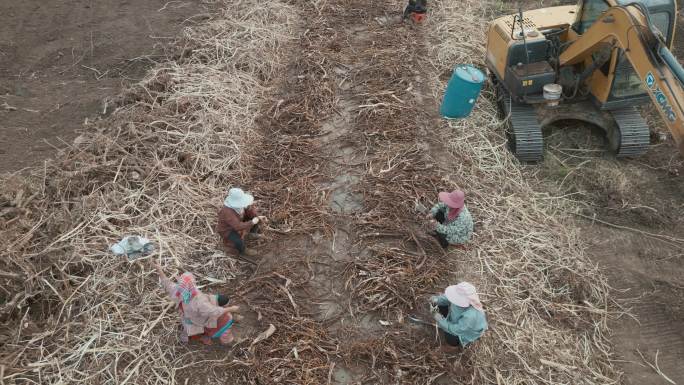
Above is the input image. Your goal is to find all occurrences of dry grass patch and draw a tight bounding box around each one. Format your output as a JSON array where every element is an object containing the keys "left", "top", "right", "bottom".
[{"left": 0, "top": 1, "right": 297, "bottom": 383}]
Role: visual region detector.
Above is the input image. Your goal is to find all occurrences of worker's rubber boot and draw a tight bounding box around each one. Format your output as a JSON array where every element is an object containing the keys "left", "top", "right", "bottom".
[
  {"left": 411, "top": 12, "right": 426, "bottom": 23},
  {"left": 243, "top": 248, "right": 258, "bottom": 257},
  {"left": 440, "top": 344, "right": 460, "bottom": 353},
  {"left": 246, "top": 232, "right": 263, "bottom": 240}
]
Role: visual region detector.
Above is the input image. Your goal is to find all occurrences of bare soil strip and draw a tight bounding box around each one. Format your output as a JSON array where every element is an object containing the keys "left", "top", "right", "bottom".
[{"left": 0, "top": 0, "right": 203, "bottom": 174}]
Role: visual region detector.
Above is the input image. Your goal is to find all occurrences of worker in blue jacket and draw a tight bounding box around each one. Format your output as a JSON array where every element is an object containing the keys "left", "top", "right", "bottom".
[{"left": 430, "top": 282, "right": 488, "bottom": 347}]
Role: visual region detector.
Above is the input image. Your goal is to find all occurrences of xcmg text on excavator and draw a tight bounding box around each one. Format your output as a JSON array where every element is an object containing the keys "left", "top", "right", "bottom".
[{"left": 486, "top": 0, "right": 684, "bottom": 161}]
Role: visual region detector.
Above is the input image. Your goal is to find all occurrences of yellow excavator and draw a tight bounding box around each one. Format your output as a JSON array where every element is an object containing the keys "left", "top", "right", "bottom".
[{"left": 486, "top": 0, "right": 684, "bottom": 161}]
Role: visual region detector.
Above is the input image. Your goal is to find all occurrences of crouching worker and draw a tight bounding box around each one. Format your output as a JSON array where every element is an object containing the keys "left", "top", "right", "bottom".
[
  {"left": 152, "top": 261, "right": 240, "bottom": 345},
  {"left": 217, "top": 187, "right": 266, "bottom": 257},
  {"left": 403, "top": 0, "right": 427, "bottom": 22},
  {"left": 427, "top": 190, "right": 473, "bottom": 249},
  {"left": 430, "top": 282, "right": 488, "bottom": 348}
]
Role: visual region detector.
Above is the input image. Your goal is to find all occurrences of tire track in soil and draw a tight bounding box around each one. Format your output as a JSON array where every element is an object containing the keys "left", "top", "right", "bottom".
[{"left": 585, "top": 228, "right": 684, "bottom": 384}]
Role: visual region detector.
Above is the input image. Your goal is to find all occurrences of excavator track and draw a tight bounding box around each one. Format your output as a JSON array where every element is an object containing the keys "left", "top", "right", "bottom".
[
  {"left": 610, "top": 107, "right": 650, "bottom": 157},
  {"left": 497, "top": 85, "right": 544, "bottom": 162}
]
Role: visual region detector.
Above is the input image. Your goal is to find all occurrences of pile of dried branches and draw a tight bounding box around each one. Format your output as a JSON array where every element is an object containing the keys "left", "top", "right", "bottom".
[
  {"left": 221, "top": 266, "right": 340, "bottom": 384},
  {"left": 0, "top": 1, "right": 300, "bottom": 383},
  {"left": 341, "top": 329, "right": 476, "bottom": 383},
  {"left": 247, "top": 14, "right": 338, "bottom": 236}
]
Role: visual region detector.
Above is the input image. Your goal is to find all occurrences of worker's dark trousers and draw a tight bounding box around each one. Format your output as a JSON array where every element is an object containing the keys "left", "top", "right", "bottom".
[
  {"left": 217, "top": 294, "right": 230, "bottom": 306},
  {"left": 432, "top": 211, "right": 450, "bottom": 249},
  {"left": 227, "top": 231, "right": 245, "bottom": 253},
  {"left": 226, "top": 224, "right": 260, "bottom": 254},
  {"left": 403, "top": 0, "right": 427, "bottom": 18},
  {"left": 439, "top": 305, "right": 461, "bottom": 346}
]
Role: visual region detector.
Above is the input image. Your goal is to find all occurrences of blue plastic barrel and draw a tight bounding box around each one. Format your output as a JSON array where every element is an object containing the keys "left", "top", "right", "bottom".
[{"left": 440, "top": 65, "right": 485, "bottom": 119}]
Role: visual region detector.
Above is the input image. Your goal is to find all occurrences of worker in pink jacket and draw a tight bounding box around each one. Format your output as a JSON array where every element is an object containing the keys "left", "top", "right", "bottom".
[{"left": 151, "top": 261, "right": 240, "bottom": 345}]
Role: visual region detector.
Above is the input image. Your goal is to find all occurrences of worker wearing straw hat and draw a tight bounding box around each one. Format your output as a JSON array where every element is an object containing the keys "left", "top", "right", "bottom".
[
  {"left": 430, "top": 282, "right": 488, "bottom": 347},
  {"left": 151, "top": 260, "right": 241, "bottom": 345},
  {"left": 426, "top": 189, "right": 473, "bottom": 249},
  {"left": 216, "top": 187, "right": 266, "bottom": 257}
]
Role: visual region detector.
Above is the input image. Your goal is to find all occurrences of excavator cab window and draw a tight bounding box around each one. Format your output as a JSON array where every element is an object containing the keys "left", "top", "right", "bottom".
[
  {"left": 610, "top": 11, "right": 672, "bottom": 100},
  {"left": 649, "top": 11, "right": 671, "bottom": 43},
  {"left": 574, "top": 0, "right": 610, "bottom": 34},
  {"left": 611, "top": 53, "right": 645, "bottom": 98}
]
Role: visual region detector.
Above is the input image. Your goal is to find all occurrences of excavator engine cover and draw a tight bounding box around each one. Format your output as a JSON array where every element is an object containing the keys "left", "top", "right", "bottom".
[{"left": 504, "top": 61, "right": 556, "bottom": 100}]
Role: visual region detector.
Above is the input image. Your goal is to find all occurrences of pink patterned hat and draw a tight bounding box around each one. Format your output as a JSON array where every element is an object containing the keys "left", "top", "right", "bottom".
[{"left": 438, "top": 190, "right": 465, "bottom": 209}]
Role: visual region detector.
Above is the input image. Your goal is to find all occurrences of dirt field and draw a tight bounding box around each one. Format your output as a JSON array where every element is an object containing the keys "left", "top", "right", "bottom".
[
  {"left": 539, "top": 121, "right": 684, "bottom": 384},
  {"left": 1, "top": 0, "right": 683, "bottom": 384},
  {"left": 0, "top": 0, "right": 203, "bottom": 173}
]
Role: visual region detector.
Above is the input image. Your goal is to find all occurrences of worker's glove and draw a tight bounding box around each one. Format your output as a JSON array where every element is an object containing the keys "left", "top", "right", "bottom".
[
  {"left": 432, "top": 312, "right": 444, "bottom": 322},
  {"left": 252, "top": 217, "right": 260, "bottom": 224},
  {"left": 423, "top": 218, "right": 437, "bottom": 231}
]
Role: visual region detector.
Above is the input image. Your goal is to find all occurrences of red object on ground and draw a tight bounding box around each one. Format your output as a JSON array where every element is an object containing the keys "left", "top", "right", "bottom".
[{"left": 411, "top": 13, "right": 426, "bottom": 23}]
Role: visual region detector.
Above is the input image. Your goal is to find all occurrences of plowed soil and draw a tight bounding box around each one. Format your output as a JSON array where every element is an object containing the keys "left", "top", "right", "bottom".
[{"left": 0, "top": 0, "right": 203, "bottom": 173}]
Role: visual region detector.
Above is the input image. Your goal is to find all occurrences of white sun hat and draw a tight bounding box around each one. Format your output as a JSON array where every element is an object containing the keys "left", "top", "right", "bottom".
[
  {"left": 444, "top": 282, "right": 483, "bottom": 311},
  {"left": 223, "top": 187, "right": 254, "bottom": 209}
]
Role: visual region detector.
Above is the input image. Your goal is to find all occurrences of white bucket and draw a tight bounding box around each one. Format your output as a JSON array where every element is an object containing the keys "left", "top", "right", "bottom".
[{"left": 543, "top": 83, "right": 562, "bottom": 106}]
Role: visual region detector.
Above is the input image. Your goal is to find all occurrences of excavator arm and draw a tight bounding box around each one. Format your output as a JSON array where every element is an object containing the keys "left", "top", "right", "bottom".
[{"left": 559, "top": 3, "right": 684, "bottom": 155}]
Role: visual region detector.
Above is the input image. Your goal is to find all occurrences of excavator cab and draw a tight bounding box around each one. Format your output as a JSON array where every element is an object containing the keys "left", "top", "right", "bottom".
[
  {"left": 574, "top": 0, "right": 675, "bottom": 44},
  {"left": 573, "top": 0, "right": 677, "bottom": 109},
  {"left": 485, "top": 0, "right": 684, "bottom": 161}
]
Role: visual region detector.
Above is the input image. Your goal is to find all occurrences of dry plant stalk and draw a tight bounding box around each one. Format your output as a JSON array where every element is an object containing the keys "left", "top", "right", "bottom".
[{"left": 0, "top": 1, "right": 300, "bottom": 384}]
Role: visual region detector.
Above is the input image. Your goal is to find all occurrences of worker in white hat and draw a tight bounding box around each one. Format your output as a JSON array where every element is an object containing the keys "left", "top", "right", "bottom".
[
  {"left": 430, "top": 282, "right": 488, "bottom": 347},
  {"left": 216, "top": 187, "right": 266, "bottom": 257}
]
